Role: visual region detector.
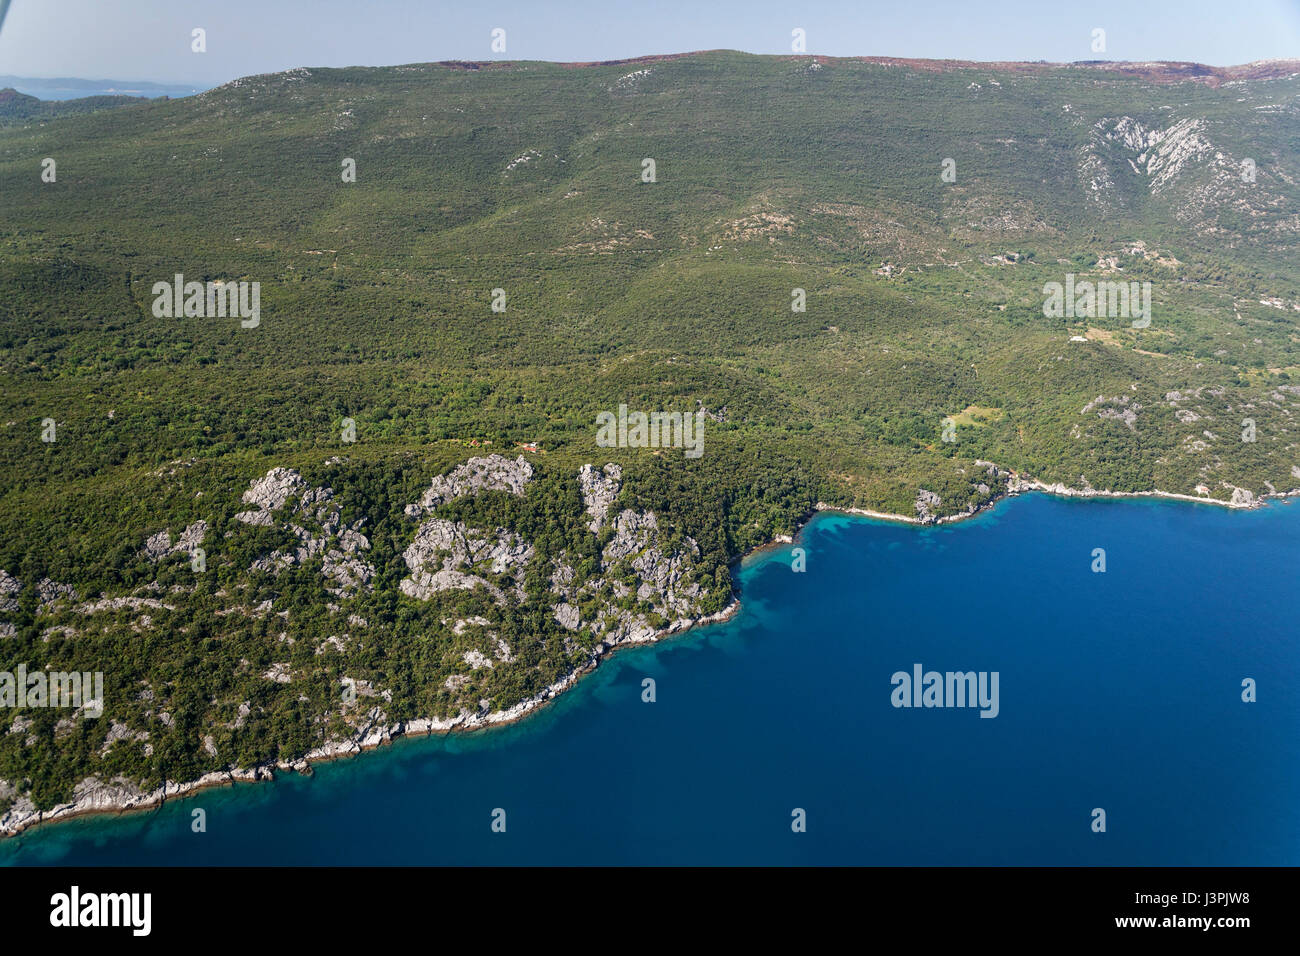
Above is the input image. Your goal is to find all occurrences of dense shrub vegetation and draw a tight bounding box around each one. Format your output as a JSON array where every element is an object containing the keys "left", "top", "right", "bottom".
[{"left": 1, "top": 53, "right": 1297, "bottom": 810}]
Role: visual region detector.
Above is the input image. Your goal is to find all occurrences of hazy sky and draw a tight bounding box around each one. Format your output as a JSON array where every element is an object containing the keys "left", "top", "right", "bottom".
[{"left": 1, "top": 0, "right": 1297, "bottom": 85}]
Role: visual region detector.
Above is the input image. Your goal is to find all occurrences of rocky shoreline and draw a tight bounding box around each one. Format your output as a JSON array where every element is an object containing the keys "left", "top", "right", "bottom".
[
  {"left": 0, "top": 598, "right": 741, "bottom": 839},
  {"left": 816, "top": 473, "right": 1294, "bottom": 528},
  {"left": 4, "top": 472, "right": 1293, "bottom": 840}
]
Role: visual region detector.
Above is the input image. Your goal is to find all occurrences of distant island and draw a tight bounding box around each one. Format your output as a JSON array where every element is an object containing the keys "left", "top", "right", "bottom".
[{"left": 0, "top": 75, "right": 205, "bottom": 100}]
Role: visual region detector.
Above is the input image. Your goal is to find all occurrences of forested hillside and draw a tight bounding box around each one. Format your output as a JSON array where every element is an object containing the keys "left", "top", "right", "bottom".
[{"left": 1, "top": 52, "right": 1298, "bottom": 823}]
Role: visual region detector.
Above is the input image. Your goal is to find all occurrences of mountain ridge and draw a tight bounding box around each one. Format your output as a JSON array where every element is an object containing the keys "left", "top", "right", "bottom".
[
  {"left": 1, "top": 48, "right": 1298, "bottom": 822},
  {"left": 431, "top": 50, "right": 1300, "bottom": 82}
]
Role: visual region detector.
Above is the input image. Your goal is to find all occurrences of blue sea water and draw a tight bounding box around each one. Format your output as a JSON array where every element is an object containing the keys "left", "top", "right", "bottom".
[{"left": 3, "top": 493, "right": 1297, "bottom": 865}]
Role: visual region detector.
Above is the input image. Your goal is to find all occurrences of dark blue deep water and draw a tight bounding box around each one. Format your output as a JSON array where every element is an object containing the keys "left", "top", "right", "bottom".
[{"left": 3, "top": 493, "right": 1298, "bottom": 865}]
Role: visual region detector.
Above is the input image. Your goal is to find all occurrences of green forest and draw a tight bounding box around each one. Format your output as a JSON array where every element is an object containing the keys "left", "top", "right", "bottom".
[{"left": 1, "top": 52, "right": 1298, "bottom": 817}]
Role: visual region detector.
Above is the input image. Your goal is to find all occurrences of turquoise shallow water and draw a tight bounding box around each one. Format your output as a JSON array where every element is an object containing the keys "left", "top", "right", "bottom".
[{"left": 4, "top": 492, "right": 1298, "bottom": 865}]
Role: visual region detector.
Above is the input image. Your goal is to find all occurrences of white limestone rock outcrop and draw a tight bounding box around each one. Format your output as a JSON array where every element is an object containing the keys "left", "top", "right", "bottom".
[
  {"left": 36, "top": 579, "right": 77, "bottom": 610},
  {"left": 399, "top": 518, "right": 533, "bottom": 604},
  {"left": 1083, "top": 394, "right": 1140, "bottom": 431},
  {"left": 0, "top": 571, "right": 19, "bottom": 613},
  {"left": 578, "top": 463, "right": 622, "bottom": 532},
  {"left": 238, "top": 468, "right": 374, "bottom": 596},
  {"left": 142, "top": 520, "right": 208, "bottom": 561},
  {"left": 405, "top": 455, "right": 533, "bottom": 518},
  {"left": 235, "top": 467, "right": 306, "bottom": 524},
  {"left": 550, "top": 495, "right": 706, "bottom": 646},
  {"left": 554, "top": 601, "right": 582, "bottom": 631},
  {"left": 914, "top": 489, "right": 943, "bottom": 521}
]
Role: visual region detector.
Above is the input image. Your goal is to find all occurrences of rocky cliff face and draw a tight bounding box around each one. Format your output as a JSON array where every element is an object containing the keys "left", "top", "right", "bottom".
[
  {"left": 547, "top": 463, "right": 706, "bottom": 647},
  {"left": 405, "top": 454, "right": 533, "bottom": 517},
  {"left": 1079, "top": 113, "right": 1295, "bottom": 238},
  {"left": 236, "top": 469, "right": 374, "bottom": 597},
  {"left": 578, "top": 463, "right": 622, "bottom": 532},
  {"left": 398, "top": 455, "right": 538, "bottom": 605},
  {"left": 0, "top": 453, "right": 726, "bottom": 836},
  {"left": 396, "top": 456, "right": 713, "bottom": 678},
  {"left": 142, "top": 520, "right": 208, "bottom": 562},
  {"left": 399, "top": 519, "right": 533, "bottom": 604}
]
